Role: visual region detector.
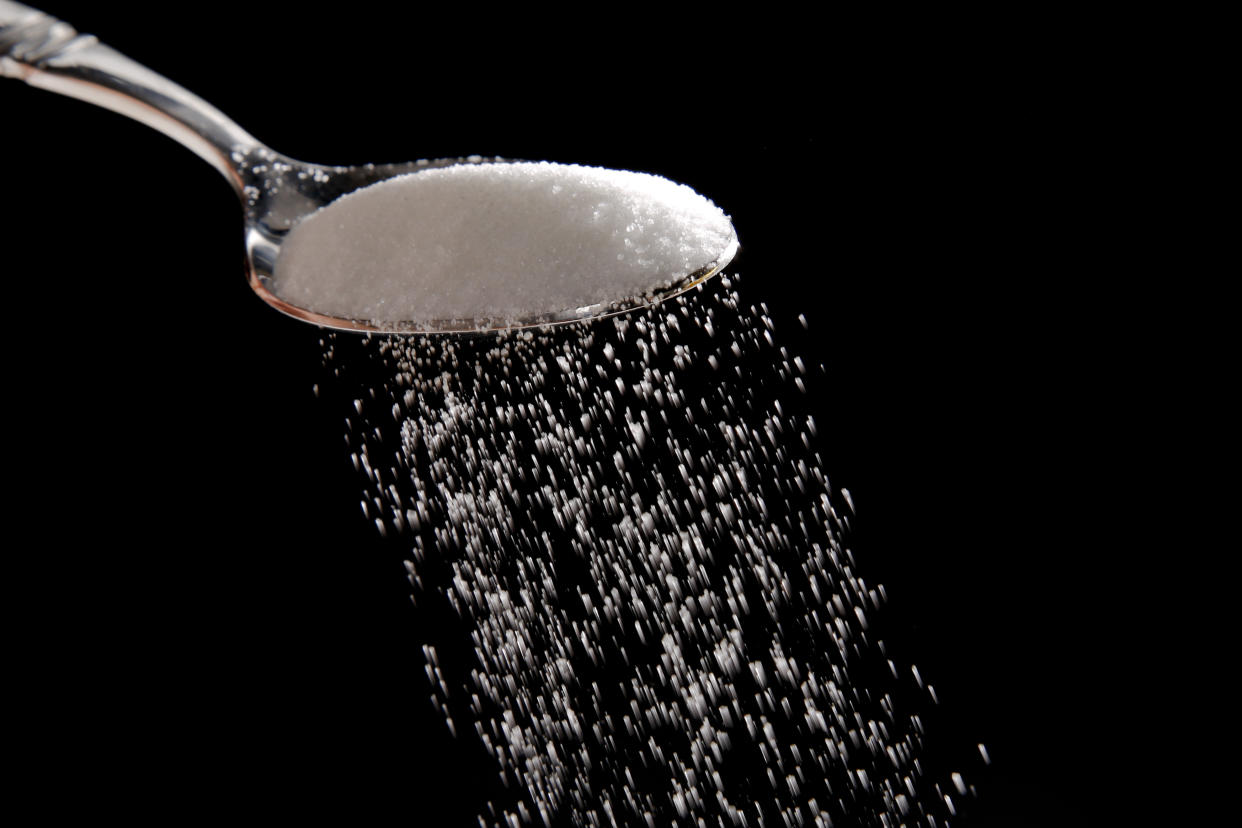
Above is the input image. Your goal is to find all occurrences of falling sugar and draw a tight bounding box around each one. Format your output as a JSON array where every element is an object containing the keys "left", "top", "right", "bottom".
[
  {"left": 326, "top": 274, "right": 980, "bottom": 826},
  {"left": 273, "top": 162, "right": 736, "bottom": 327}
]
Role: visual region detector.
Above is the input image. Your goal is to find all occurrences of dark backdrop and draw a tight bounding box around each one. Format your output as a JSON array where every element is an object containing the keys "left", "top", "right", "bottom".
[{"left": 5, "top": 3, "right": 1125, "bottom": 823}]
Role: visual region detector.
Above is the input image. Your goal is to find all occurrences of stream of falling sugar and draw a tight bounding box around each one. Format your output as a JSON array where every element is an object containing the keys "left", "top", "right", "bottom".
[{"left": 327, "top": 274, "right": 981, "bottom": 827}]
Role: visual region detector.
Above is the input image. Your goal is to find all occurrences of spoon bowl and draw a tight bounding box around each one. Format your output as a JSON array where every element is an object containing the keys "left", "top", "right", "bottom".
[{"left": 0, "top": 2, "right": 737, "bottom": 334}]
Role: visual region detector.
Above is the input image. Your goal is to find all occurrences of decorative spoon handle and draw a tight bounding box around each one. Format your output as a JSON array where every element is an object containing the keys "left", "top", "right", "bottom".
[{"left": 0, "top": 2, "right": 259, "bottom": 190}]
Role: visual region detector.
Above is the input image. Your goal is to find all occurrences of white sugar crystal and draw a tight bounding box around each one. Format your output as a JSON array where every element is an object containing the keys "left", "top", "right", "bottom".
[
  {"left": 328, "top": 269, "right": 975, "bottom": 827},
  {"left": 272, "top": 162, "right": 735, "bottom": 325}
]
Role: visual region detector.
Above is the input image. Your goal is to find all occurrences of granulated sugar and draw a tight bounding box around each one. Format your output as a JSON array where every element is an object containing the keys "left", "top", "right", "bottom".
[
  {"left": 274, "top": 162, "right": 736, "bottom": 326},
  {"left": 327, "top": 275, "right": 979, "bottom": 826}
]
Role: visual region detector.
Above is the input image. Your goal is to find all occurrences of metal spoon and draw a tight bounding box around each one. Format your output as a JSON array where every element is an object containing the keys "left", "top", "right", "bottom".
[{"left": 0, "top": 2, "right": 738, "bottom": 334}]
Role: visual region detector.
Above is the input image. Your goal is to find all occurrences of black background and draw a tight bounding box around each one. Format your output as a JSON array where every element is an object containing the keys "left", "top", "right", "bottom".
[{"left": 5, "top": 3, "right": 1134, "bottom": 823}]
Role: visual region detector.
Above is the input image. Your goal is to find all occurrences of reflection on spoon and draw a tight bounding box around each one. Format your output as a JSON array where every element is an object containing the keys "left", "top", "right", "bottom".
[{"left": 0, "top": 3, "right": 737, "bottom": 334}]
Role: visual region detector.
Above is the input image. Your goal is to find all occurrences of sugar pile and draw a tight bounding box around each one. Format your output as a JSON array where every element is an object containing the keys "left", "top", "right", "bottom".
[
  {"left": 329, "top": 274, "right": 980, "bottom": 826},
  {"left": 275, "top": 162, "right": 736, "bottom": 327}
]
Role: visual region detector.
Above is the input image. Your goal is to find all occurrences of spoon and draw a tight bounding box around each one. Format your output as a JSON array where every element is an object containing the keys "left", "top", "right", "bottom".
[{"left": 0, "top": 2, "right": 738, "bottom": 334}]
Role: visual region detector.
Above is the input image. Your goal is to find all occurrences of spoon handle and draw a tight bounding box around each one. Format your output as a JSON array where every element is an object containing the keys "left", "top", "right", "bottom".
[{"left": 0, "top": 2, "right": 259, "bottom": 192}]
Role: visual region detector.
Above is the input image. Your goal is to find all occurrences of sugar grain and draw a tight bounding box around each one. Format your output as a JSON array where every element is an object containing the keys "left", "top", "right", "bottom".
[{"left": 275, "top": 162, "right": 735, "bottom": 326}]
